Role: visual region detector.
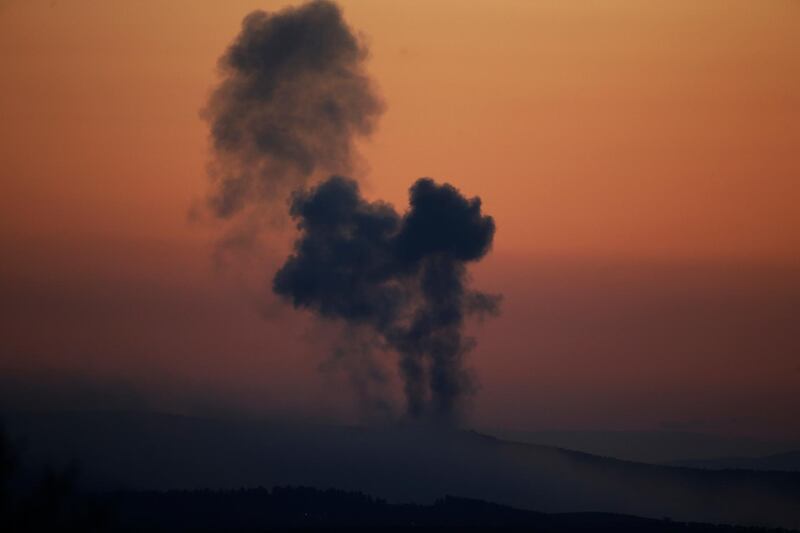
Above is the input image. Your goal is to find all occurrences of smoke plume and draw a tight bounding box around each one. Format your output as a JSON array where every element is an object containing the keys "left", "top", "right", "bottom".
[
  {"left": 274, "top": 177, "right": 499, "bottom": 420},
  {"left": 205, "top": 1, "right": 500, "bottom": 422},
  {"left": 203, "top": 0, "right": 383, "bottom": 218}
]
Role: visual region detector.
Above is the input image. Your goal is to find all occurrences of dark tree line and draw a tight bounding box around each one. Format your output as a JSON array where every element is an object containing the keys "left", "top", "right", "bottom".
[{"left": 0, "top": 425, "right": 110, "bottom": 532}]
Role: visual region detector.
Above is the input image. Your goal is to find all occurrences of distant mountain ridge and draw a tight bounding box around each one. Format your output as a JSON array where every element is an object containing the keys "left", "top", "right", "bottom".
[
  {"left": 485, "top": 428, "right": 799, "bottom": 464},
  {"left": 3, "top": 410, "right": 800, "bottom": 529},
  {"left": 667, "top": 451, "right": 800, "bottom": 472}
]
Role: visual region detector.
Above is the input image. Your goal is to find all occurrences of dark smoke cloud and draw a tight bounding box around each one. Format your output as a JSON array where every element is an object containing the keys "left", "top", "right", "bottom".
[
  {"left": 203, "top": 0, "right": 383, "bottom": 219},
  {"left": 274, "top": 176, "right": 500, "bottom": 421},
  {"left": 204, "top": 0, "right": 500, "bottom": 422}
]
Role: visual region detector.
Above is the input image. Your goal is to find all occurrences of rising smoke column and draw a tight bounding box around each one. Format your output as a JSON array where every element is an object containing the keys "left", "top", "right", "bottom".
[
  {"left": 203, "top": 0, "right": 383, "bottom": 218},
  {"left": 273, "top": 177, "right": 499, "bottom": 420},
  {"left": 205, "top": 0, "right": 500, "bottom": 422}
]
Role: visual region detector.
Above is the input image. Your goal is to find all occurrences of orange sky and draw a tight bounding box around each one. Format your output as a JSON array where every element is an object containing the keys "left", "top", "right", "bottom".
[{"left": 1, "top": 0, "right": 798, "bottom": 437}]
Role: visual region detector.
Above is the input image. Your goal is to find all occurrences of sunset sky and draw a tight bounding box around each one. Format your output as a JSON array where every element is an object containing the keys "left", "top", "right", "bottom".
[{"left": 1, "top": 0, "right": 798, "bottom": 438}]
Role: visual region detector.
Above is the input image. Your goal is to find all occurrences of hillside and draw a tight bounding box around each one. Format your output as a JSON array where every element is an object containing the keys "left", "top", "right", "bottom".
[{"left": 3, "top": 411, "right": 800, "bottom": 529}]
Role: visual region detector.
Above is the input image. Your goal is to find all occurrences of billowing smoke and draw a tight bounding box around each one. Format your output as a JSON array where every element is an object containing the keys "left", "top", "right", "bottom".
[
  {"left": 203, "top": 0, "right": 383, "bottom": 218},
  {"left": 274, "top": 177, "right": 499, "bottom": 420},
  {"left": 205, "top": 1, "right": 500, "bottom": 422}
]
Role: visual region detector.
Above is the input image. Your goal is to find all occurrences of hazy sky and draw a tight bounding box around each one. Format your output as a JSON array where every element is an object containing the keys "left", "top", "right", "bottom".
[{"left": 1, "top": 0, "right": 798, "bottom": 437}]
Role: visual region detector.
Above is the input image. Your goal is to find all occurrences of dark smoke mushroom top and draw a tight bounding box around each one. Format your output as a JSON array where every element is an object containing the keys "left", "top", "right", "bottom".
[
  {"left": 274, "top": 176, "right": 499, "bottom": 420},
  {"left": 274, "top": 176, "right": 496, "bottom": 325}
]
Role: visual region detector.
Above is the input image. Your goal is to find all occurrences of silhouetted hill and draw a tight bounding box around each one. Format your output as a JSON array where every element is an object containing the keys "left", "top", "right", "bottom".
[
  {"left": 486, "top": 429, "right": 798, "bottom": 464},
  {"left": 3, "top": 411, "right": 800, "bottom": 529},
  {"left": 668, "top": 452, "right": 800, "bottom": 473}
]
